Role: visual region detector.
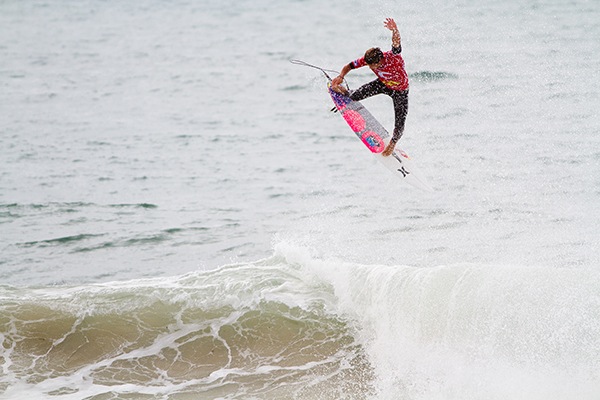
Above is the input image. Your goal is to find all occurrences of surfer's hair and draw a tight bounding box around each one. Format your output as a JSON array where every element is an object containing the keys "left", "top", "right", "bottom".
[{"left": 364, "top": 47, "right": 383, "bottom": 65}]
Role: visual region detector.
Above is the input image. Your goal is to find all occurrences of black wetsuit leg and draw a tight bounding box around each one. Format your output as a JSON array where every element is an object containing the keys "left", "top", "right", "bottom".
[
  {"left": 349, "top": 79, "right": 388, "bottom": 102},
  {"left": 390, "top": 89, "right": 409, "bottom": 142},
  {"left": 350, "top": 80, "right": 409, "bottom": 142}
]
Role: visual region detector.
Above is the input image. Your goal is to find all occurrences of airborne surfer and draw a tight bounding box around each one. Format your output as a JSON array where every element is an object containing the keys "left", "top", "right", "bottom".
[{"left": 331, "top": 18, "right": 409, "bottom": 157}]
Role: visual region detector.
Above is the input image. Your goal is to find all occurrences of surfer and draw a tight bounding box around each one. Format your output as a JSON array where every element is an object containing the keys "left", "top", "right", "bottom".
[{"left": 331, "top": 18, "right": 409, "bottom": 157}]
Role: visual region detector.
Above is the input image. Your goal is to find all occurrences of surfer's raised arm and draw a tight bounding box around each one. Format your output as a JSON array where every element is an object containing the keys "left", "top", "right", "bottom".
[
  {"left": 332, "top": 17, "right": 402, "bottom": 88},
  {"left": 384, "top": 18, "right": 401, "bottom": 51}
]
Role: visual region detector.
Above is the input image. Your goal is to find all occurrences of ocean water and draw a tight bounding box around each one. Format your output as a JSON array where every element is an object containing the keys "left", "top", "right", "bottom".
[{"left": 1, "top": 0, "right": 599, "bottom": 398}]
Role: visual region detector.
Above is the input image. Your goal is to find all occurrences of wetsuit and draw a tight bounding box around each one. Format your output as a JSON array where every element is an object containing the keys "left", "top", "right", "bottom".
[{"left": 348, "top": 45, "right": 409, "bottom": 143}]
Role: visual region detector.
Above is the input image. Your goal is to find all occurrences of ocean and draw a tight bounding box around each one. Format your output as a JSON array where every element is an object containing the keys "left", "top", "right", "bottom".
[{"left": 1, "top": 0, "right": 599, "bottom": 398}]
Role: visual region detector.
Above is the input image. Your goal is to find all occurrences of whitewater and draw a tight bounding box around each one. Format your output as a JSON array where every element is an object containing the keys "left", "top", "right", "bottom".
[
  {"left": 1, "top": 0, "right": 599, "bottom": 398},
  {"left": 2, "top": 245, "right": 600, "bottom": 399}
]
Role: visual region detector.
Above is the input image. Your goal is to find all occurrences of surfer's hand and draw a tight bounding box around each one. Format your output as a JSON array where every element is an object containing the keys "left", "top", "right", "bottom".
[
  {"left": 332, "top": 75, "right": 343, "bottom": 86},
  {"left": 384, "top": 18, "right": 398, "bottom": 31},
  {"left": 382, "top": 141, "right": 395, "bottom": 157}
]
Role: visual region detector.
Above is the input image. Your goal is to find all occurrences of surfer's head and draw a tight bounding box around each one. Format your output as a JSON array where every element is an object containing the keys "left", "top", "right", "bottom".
[{"left": 364, "top": 47, "right": 383, "bottom": 66}]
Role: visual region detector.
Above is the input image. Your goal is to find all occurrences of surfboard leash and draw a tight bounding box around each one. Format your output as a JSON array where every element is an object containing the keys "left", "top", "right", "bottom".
[
  {"left": 289, "top": 59, "right": 349, "bottom": 88},
  {"left": 290, "top": 59, "right": 350, "bottom": 113}
]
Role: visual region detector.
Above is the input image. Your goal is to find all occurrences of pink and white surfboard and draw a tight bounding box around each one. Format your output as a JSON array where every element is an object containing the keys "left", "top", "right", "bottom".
[{"left": 328, "top": 83, "right": 433, "bottom": 192}]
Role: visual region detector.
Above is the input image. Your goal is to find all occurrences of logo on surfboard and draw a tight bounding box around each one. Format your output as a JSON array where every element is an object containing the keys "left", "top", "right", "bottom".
[{"left": 361, "top": 131, "right": 385, "bottom": 153}]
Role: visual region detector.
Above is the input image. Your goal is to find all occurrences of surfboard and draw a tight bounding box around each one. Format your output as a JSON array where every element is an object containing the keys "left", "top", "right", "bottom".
[{"left": 328, "top": 83, "right": 433, "bottom": 192}]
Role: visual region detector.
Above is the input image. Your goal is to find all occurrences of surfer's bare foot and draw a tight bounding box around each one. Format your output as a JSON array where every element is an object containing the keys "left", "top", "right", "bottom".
[{"left": 382, "top": 141, "right": 395, "bottom": 156}]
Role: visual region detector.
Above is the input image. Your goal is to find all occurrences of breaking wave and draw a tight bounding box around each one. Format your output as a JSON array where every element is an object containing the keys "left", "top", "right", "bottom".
[{"left": 1, "top": 243, "right": 599, "bottom": 399}]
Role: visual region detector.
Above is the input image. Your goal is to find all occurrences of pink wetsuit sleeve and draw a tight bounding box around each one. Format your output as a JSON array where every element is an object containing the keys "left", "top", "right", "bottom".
[{"left": 352, "top": 57, "right": 366, "bottom": 68}]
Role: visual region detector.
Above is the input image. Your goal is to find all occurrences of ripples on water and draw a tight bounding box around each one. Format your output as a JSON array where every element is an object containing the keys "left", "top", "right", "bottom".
[{"left": 1, "top": 0, "right": 599, "bottom": 398}]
